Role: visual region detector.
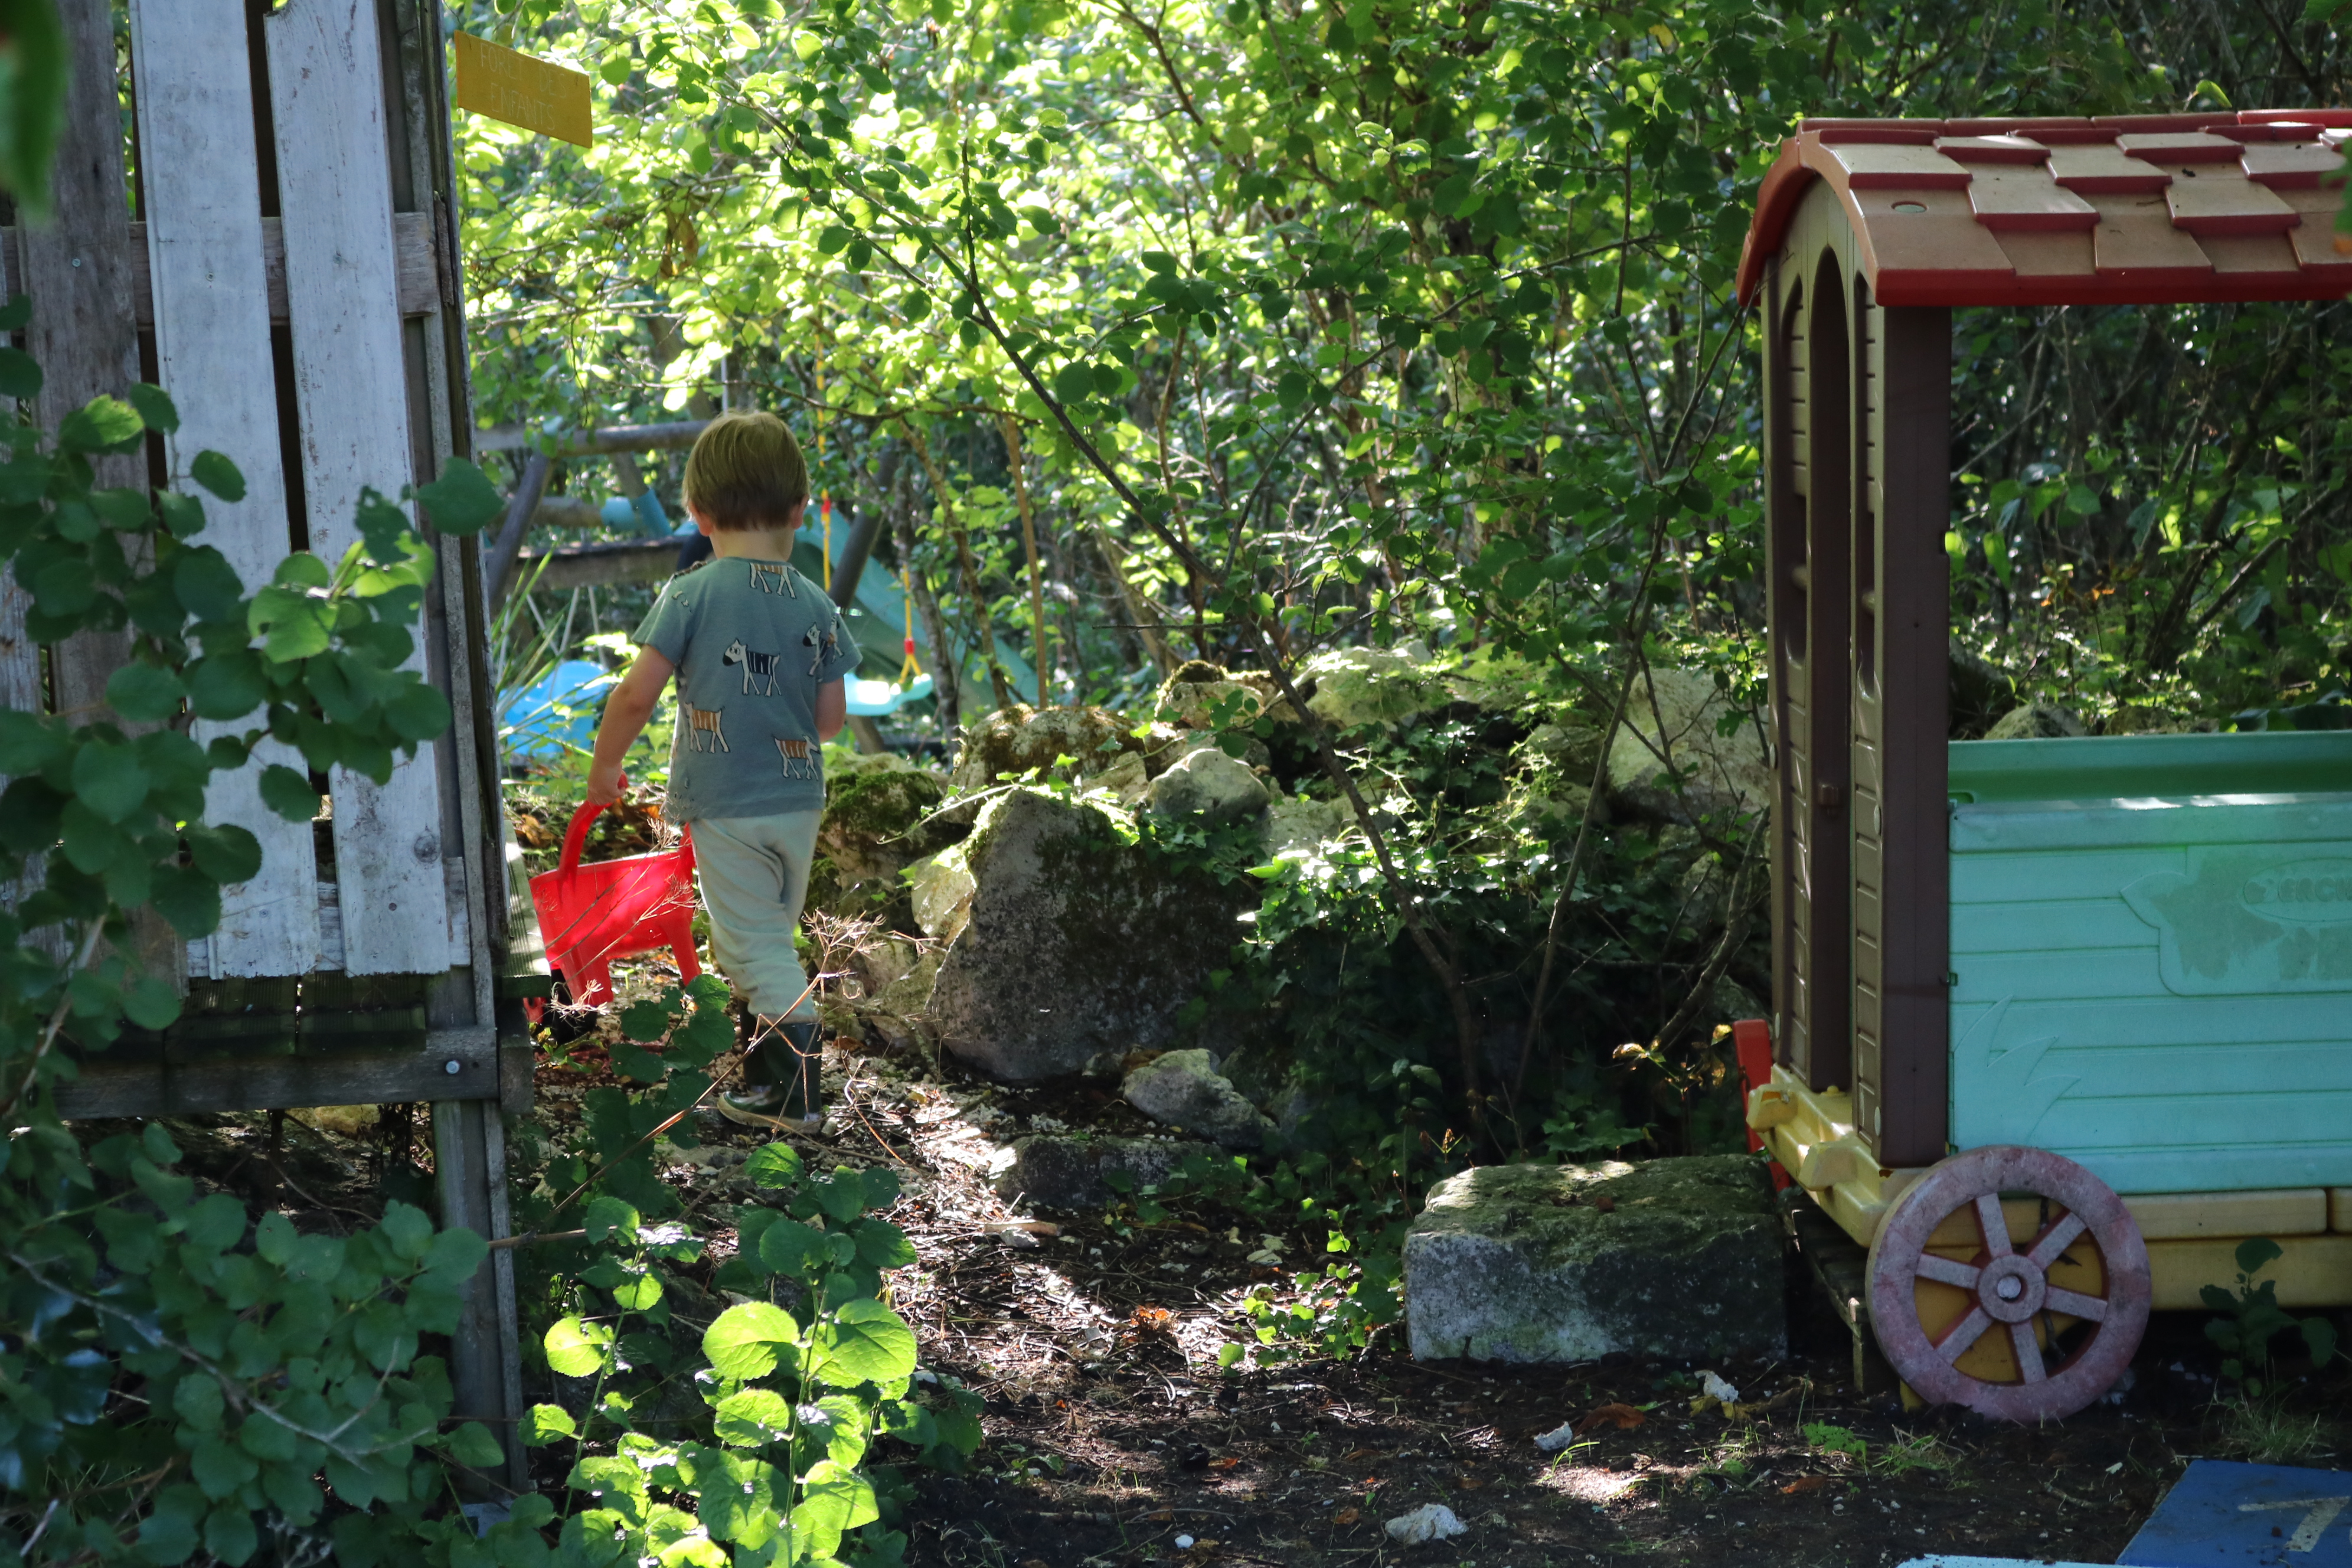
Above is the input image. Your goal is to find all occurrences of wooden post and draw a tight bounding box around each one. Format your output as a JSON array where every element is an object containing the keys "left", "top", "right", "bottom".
[{"left": 433, "top": 1098, "right": 526, "bottom": 1492}]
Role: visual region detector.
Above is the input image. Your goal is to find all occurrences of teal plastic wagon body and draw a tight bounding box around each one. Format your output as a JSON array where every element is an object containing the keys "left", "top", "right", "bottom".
[{"left": 1948, "top": 731, "right": 2352, "bottom": 1195}]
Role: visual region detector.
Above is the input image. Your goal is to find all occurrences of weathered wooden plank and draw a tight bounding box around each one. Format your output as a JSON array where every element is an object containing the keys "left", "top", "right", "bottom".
[
  {"left": 18, "top": 0, "right": 166, "bottom": 975},
  {"left": 0, "top": 213, "right": 441, "bottom": 325},
  {"left": 266, "top": 0, "right": 452, "bottom": 976},
  {"left": 129, "top": 0, "right": 323, "bottom": 981},
  {"left": 51, "top": 1027, "right": 498, "bottom": 1118}
]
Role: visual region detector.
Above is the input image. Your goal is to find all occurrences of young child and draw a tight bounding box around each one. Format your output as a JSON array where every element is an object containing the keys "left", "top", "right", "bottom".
[{"left": 585, "top": 411, "right": 858, "bottom": 1129}]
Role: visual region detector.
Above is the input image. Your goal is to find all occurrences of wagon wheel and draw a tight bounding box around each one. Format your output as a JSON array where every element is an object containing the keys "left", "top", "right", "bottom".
[{"left": 1864, "top": 1145, "right": 2150, "bottom": 1422}]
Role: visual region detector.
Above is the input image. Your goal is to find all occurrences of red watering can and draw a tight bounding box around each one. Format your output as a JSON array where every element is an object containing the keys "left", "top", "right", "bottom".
[{"left": 528, "top": 786, "right": 701, "bottom": 1007}]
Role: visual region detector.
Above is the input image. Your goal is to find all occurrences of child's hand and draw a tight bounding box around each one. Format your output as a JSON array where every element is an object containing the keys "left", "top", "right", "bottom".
[{"left": 584, "top": 762, "right": 626, "bottom": 809}]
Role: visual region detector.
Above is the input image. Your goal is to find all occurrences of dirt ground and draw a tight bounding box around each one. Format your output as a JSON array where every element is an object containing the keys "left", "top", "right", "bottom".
[{"left": 95, "top": 1017, "right": 2350, "bottom": 1568}]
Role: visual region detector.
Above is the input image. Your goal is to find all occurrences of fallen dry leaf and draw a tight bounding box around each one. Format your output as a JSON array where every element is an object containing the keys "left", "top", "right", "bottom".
[
  {"left": 1456, "top": 1476, "right": 1484, "bottom": 1489},
  {"left": 1575, "top": 1402, "right": 1647, "bottom": 1435},
  {"left": 1781, "top": 1475, "right": 1835, "bottom": 1494},
  {"left": 1210, "top": 1456, "right": 1241, "bottom": 1471},
  {"left": 1144, "top": 1509, "right": 1174, "bottom": 1522},
  {"left": 1341, "top": 1448, "right": 1375, "bottom": 1461},
  {"left": 1332, "top": 1507, "right": 1360, "bottom": 1526}
]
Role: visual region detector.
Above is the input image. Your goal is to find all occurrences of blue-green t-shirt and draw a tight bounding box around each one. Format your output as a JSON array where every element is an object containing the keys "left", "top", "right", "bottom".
[{"left": 633, "top": 557, "right": 860, "bottom": 821}]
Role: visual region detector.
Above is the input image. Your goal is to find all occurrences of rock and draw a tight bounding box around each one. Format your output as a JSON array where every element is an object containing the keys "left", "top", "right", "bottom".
[
  {"left": 994, "top": 1133, "right": 1220, "bottom": 1210},
  {"left": 1605, "top": 668, "right": 1772, "bottom": 827},
  {"left": 1121, "top": 1048, "right": 1276, "bottom": 1151},
  {"left": 1146, "top": 746, "right": 1272, "bottom": 827},
  {"left": 1155, "top": 661, "right": 1300, "bottom": 731},
  {"left": 949, "top": 704, "right": 1186, "bottom": 793},
  {"left": 909, "top": 846, "right": 975, "bottom": 943},
  {"left": 2100, "top": 706, "right": 2191, "bottom": 736},
  {"left": 1384, "top": 1504, "right": 1468, "bottom": 1546},
  {"left": 1532, "top": 1420, "right": 1579, "bottom": 1453},
  {"left": 1299, "top": 641, "right": 1447, "bottom": 730},
  {"left": 1402, "top": 1156, "right": 1785, "bottom": 1363},
  {"left": 1088, "top": 749, "right": 1151, "bottom": 805},
  {"left": 1262, "top": 795, "right": 1344, "bottom": 858},
  {"left": 1949, "top": 638, "right": 2019, "bottom": 737},
  {"left": 818, "top": 764, "right": 954, "bottom": 883},
  {"left": 928, "top": 788, "right": 1257, "bottom": 1081},
  {"left": 1985, "top": 700, "right": 2089, "bottom": 740},
  {"left": 292, "top": 1104, "right": 378, "bottom": 1136}
]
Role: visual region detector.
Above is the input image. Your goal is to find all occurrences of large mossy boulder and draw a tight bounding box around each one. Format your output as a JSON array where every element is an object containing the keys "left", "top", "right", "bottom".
[
  {"left": 1298, "top": 641, "right": 1449, "bottom": 730},
  {"left": 1605, "top": 668, "right": 1772, "bottom": 826},
  {"left": 948, "top": 704, "right": 1188, "bottom": 794},
  {"left": 1402, "top": 1157, "right": 1785, "bottom": 1364},
  {"left": 927, "top": 788, "right": 1256, "bottom": 1081},
  {"left": 808, "top": 757, "right": 959, "bottom": 924}
]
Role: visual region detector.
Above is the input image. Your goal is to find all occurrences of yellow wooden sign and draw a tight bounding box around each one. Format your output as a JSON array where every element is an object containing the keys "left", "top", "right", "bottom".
[{"left": 453, "top": 32, "right": 593, "bottom": 148}]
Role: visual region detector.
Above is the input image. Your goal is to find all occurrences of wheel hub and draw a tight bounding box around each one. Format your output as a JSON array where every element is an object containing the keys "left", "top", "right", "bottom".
[{"left": 1978, "top": 1255, "right": 2046, "bottom": 1323}]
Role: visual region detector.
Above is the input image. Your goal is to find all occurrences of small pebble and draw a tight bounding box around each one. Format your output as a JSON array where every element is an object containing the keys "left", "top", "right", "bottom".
[{"left": 1175, "top": 1534, "right": 1194, "bottom": 1549}]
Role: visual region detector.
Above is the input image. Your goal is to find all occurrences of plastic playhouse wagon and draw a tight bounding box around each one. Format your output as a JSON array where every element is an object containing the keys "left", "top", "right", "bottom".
[{"left": 1733, "top": 109, "right": 2352, "bottom": 1420}]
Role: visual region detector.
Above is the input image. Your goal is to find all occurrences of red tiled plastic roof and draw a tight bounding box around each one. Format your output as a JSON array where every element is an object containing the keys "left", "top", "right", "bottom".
[{"left": 1734, "top": 112, "right": 2352, "bottom": 308}]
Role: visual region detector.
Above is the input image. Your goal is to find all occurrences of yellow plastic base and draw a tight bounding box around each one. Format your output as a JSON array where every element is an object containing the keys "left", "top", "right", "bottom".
[{"left": 1749, "top": 1064, "right": 2352, "bottom": 1311}]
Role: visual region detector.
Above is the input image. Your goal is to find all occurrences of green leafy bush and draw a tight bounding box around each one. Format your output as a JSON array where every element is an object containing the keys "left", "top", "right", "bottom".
[
  {"left": 0, "top": 308, "right": 514, "bottom": 1562},
  {"left": 2203, "top": 1237, "right": 2342, "bottom": 1396}
]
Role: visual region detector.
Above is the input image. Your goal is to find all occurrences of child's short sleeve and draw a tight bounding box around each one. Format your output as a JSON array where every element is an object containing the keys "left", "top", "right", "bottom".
[
  {"left": 633, "top": 577, "right": 695, "bottom": 665},
  {"left": 815, "top": 605, "right": 861, "bottom": 685}
]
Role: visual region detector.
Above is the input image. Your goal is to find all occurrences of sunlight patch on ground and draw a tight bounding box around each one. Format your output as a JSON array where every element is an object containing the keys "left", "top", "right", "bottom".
[{"left": 1537, "top": 1466, "right": 1645, "bottom": 1504}]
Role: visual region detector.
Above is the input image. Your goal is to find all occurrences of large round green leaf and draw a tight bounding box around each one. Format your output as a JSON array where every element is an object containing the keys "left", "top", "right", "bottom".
[
  {"left": 702, "top": 1301, "right": 801, "bottom": 1382},
  {"left": 809, "top": 1299, "right": 917, "bottom": 1388},
  {"left": 543, "top": 1315, "right": 613, "bottom": 1378}
]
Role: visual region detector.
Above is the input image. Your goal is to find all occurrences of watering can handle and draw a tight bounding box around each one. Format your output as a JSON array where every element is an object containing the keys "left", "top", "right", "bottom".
[{"left": 557, "top": 776, "right": 622, "bottom": 878}]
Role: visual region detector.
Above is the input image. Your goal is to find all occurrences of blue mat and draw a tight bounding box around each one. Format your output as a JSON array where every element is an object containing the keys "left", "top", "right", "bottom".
[
  {"left": 2121, "top": 1459, "right": 2352, "bottom": 1566},
  {"left": 500, "top": 659, "right": 612, "bottom": 760}
]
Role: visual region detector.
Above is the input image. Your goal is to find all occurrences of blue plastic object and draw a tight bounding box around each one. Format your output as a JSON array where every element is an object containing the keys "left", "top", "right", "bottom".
[
  {"left": 2121, "top": 1459, "right": 2352, "bottom": 1566},
  {"left": 500, "top": 659, "right": 612, "bottom": 760},
  {"left": 599, "top": 491, "right": 669, "bottom": 538},
  {"left": 846, "top": 674, "right": 935, "bottom": 716}
]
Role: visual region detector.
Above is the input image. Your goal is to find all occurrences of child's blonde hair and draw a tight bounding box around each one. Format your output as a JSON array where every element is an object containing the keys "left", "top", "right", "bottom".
[{"left": 682, "top": 411, "right": 809, "bottom": 530}]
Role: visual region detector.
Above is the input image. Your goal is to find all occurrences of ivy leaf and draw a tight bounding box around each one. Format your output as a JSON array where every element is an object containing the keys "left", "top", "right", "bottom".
[
  {"left": 0, "top": 346, "right": 42, "bottom": 400},
  {"left": 584, "top": 1194, "right": 640, "bottom": 1244},
  {"left": 258, "top": 765, "right": 321, "bottom": 822},
  {"left": 619, "top": 997, "right": 676, "bottom": 1041},
  {"left": 703, "top": 1301, "right": 801, "bottom": 1381},
  {"left": 191, "top": 450, "right": 246, "bottom": 501},
  {"left": 743, "top": 1143, "right": 803, "bottom": 1189},
  {"left": 444, "top": 1422, "right": 505, "bottom": 1468},
  {"left": 70, "top": 740, "right": 151, "bottom": 822},
  {"left": 713, "top": 1386, "right": 794, "bottom": 1447},
  {"left": 172, "top": 547, "right": 244, "bottom": 622},
  {"left": 543, "top": 1315, "right": 614, "bottom": 1378},
  {"left": 522, "top": 1404, "right": 578, "bottom": 1445},
  {"left": 411, "top": 455, "right": 505, "bottom": 536},
  {"left": 58, "top": 394, "right": 143, "bottom": 453},
  {"left": 105, "top": 662, "right": 185, "bottom": 723},
  {"left": 249, "top": 585, "right": 334, "bottom": 661},
  {"left": 378, "top": 1198, "right": 433, "bottom": 1261},
  {"left": 756, "top": 1217, "right": 824, "bottom": 1275},
  {"left": 125, "top": 973, "right": 182, "bottom": 1030},
  {"left": 187, "top": 823, "right": 263, "bottom": 885},
  {"left": 789, "top": 1459, "right": 878, "bottom": 1560},
  {"left": 808, "top": 1298, "right": 918, "bottom": 1387}
]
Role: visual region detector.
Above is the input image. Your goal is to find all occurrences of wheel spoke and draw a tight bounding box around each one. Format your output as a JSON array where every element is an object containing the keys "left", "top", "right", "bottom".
[
  {"left": 2026, "top": 1211, "right": 2088, "bottom": 1270},
  {"left": 2010, "top": 1322, "right": 2046, "bottom": 1383},
  {"left": 1915, "top": 1253, "right": 1981, "bottom": 1289},
  {"left": 1936, "top": 1306, "right": 1992, "bottom": 1363},
  {"left": 1975, "top": 1193, "right": 2014, "bottom": 1258},
  {"left": 2045, "top": 1286, "right": 2109, "bottom": 1322}
]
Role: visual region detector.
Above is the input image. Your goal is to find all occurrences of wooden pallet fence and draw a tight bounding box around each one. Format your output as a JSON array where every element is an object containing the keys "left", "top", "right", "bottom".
[{"left": 14, "top": 0, "right": 537, "bottom": 1491}]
